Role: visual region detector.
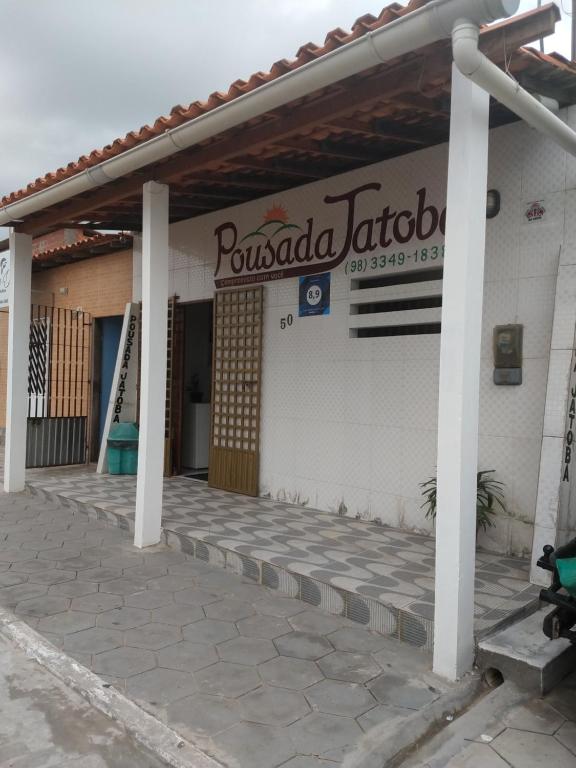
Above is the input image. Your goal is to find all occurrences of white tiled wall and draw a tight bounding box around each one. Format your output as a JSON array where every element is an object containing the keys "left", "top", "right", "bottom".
[{"left": 133, "top": 114, "right": 576, "bottom": 557}]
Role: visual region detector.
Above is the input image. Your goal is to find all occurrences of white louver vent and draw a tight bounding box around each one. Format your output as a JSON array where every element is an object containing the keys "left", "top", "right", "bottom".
[{"left": 349, "top": 268, "right": 443, "bottom": 338}]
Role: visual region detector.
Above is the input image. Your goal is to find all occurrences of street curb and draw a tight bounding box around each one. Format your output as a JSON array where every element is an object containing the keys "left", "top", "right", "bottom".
[
  {"left": 0, "top": 607, "right": 224, "bottom": 768},
  {"left": 342, "top": 673, "right": 484, "bottom": 768}
]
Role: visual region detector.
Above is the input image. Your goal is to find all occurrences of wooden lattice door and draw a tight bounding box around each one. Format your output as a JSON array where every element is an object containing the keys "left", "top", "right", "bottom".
[{"left": 209, "top": 287, "right": 263, "bottom": 496}]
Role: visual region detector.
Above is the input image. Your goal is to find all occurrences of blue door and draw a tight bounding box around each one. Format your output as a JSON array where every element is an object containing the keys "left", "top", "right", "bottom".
[{"left": 99, "top": 316, "right": 123, "bottom": 445}]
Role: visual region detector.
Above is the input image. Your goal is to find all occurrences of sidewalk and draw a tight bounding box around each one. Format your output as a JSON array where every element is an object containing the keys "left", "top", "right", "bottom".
[
  {"left": 0, "top": 485, "right": 457, "bottom": 768},
  {"left": 26, "top": 464, "right": 539, "bottom": 647},
  {"left": 0, "top": 631, "right": 165, "bottom": 767}
]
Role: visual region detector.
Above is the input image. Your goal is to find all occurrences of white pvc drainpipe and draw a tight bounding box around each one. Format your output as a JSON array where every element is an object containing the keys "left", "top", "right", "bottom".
[
  {"left": 0, "top": 0, "right": 518, "bottom": 227},
  {"left": 452, "top": 19, "right": 576, "bottom": 157}
]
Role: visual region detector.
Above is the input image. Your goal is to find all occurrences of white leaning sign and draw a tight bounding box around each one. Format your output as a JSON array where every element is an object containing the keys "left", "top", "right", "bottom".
[
  {"left": 96, "top": 303, "right": 140, "bottom": 474},
  {"left": 0, "top": 249, "right": 11, "bottom": 308}
]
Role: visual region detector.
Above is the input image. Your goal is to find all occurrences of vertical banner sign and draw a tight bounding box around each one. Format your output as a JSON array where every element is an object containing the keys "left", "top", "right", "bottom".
[
  {"left": 559, "top": 345, "right": 576, "bottom": 537},
  {"left": 96, "top": 303, "right": 140, "bottom": 474},
  {"left": 0, "top": 250, "right": 11, "bottom": 308},
  {"left": 299, "top": 273, "right": 331, "bottom": 317}
]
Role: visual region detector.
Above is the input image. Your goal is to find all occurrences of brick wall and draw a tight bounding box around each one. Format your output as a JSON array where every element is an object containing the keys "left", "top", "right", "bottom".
[{"left": 0, "top": 248, "right": 133, "bottom": 428}]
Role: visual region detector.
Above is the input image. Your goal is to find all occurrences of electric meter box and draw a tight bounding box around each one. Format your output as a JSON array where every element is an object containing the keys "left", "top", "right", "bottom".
[{"left": 493, "top": 324, "right": 523, "bottom": 385}]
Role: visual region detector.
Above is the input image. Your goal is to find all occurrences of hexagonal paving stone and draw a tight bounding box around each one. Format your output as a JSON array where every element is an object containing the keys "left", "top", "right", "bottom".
[
  {"left": 147, "top": 575, "right": 197, "bottom": 592},
  {"left": 37, "top": 610, "right": 95, "bottom": 635},
  {"left": 213, "top": 722, "right": 296, "bottom": 768},
  {"left": 305, "top": 679, "right": 376, "bottom": 717},
  {"left": 281, "top": 760, "right": 341, "bottom": 768},
  {"left": 100, "top": 554, "right": 145, "bottom": 569},
  {"left": 49, "top": 580, "right": 99, "bottom": 598},
  {"left": 168, "top": 561, "right": 213, "bottom": 577},
  {"left": 143, "top": 551, "right": 187, "bottom": 567},
  {"left": 218, "top": 636, "right": 277, "bottom": 665},
  {"left": 7, "top": 560, "right": 52, "bottom": 574},
  {"left": 55, "top": 556, "right": 101, "bottom": 571},
  {"left": 357, "top": 704, "right": 412, "bottom": 733},
  {"left": 150, "top": 603, "right": 204, "bottom": 626},
  {"left": 92, "top": 646, "right": 156, "bottom": 678},
  {"left": 21, "top": 540, "right": 61, "bottom": 551},
  {"left": 0, "top": 572, "right": 28, "bottom": 588},
  {"left": 0, "top": 549, "right": 37, "bottom": 562},
  {"left": 71, "top": 593, "right": 123, "bottom": 614},
  {"left": 237, "top": 614, "right": 292, "bottom": 639},
  {"left": 555, "top": 722, "right": 576, "bottom": 756},
  {"left": 173, "top": 588, "right": 220, "bottom": 607},
  {"left": 98, "top": 577, "right": 149, "bottom": 595},
  {"left": 166, "top": 693, "right": 241, "bottom": 738},
  {"left": 157, "top": 640, "right": 218, "bottom": 672},
  {"left": 287, "top": 712, "right": 362, "bottom": 756},
  {"left": 274, "top": 632, "right": 333, "bottom": 661},
  {"left": 64, "top": 627, "right": 123, "bottom": 654},
  {"left": 318, "top": 651, "right": 381, "bottom": 684},
  {"left": 125, "top": 622, "right": 182, "bottom": 650},
  {"left": 492, "top": 728, "right": 576, "bottom": 768},
  {"left": 15, "top": 595, "right": 70, "bottom": 618},
  {"left": 77, "top": 567, "right": 123, "bottom": 582},
  {"left": 0, "top": 583, "right": 48, "bottom": 607},
  {"left": 252, "top": 596, "right": 306, "bottom": 618},
  {"left": 328, "top": 628, "right": 389, "bottom": 654},
  {"left": 125, "top": 591, "right": 173, "bottom": 610},
  {"left": 122, "top": 564, "right": 167, "bottom": 580},
  {"left": 204, "top": 599, "right": 255, "bottom": 623},
  {"left": 239, "top": 685, "right": 310, "bottom": 726},
  {"left": 259, "top": 656, "right": 323, "bottom": 690},
  {"left": 28, "top": 568, "right": 76, "bottom": 585},
  {"left": 126, "top": 667, "right": 198, "bottom": 708},
  {"left": 289, "top": 611, "right": 347, "bottom": 636},
  {"left": 38, "top": 548, "right": 82, "bottom": 562},
  {"left": 368, "top": 675, "right": 440, "bottom": 710},
  {"left": 182, "top": 619, "right": 238, "bottom": 645},
  {"left": 195, "top": 662, "right": 260, "bottom": 698},
  {"left": 97, "top": 606, "right": 151, "bottom": 631}
]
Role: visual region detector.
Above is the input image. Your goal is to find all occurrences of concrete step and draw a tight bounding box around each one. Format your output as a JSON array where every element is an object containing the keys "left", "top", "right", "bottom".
[{"left": 477, "top": 606, "right": 576, "bottom": 694}]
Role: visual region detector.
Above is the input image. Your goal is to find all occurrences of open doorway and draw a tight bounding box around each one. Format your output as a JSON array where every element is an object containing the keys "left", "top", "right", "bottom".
[{"left": 180, "top": 300, "right": 213, "bottom": 481}]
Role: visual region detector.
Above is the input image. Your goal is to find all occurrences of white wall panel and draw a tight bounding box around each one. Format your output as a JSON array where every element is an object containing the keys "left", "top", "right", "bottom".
[{"left": 157, "top": 115, "right": 570, "bottom": 556}]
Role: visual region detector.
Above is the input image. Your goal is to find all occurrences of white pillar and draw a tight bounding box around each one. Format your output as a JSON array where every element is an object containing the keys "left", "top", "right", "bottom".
[
  {"left": 433, "top": 65, "right": 490, "bottom": 680},
  {"left": 4, "top": 230, "right": 32, "bottom": 493},
  {"left": 134, "top": 181, "right": 169, "bottom": 548}
]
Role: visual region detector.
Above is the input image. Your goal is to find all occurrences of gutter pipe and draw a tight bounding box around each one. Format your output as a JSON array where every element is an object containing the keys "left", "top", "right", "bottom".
[
  {"left": 452, "top": 19, "right": 576, "bottom": 157},
  {"left": 0, "top": 0, "right": 518, "bottom": 227}
]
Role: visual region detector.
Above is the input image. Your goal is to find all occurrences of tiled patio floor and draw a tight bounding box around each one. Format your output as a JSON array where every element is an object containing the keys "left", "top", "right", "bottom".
[{"left": 26, "top": 466, "right": 540, "bottom": 648}]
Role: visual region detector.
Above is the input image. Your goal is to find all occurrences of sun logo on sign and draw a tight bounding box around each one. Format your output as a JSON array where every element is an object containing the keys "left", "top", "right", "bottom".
[{"left": 240, "top": 203, "right": 302, "bottom": 242}]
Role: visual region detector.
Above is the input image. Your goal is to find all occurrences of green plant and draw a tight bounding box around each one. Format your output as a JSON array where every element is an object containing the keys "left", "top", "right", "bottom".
[{"left": 420, "top": 470, "right": 507, "bottom": 533}]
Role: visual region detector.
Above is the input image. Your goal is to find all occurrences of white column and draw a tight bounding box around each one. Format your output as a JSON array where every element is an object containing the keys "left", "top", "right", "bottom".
[
  {"left": 4, "top": 230, "right": 32, "bottom": 493},
  {"left": 134, "top": 181, "right": 169, "bottom": 548},
  {"left": 433, "top": 65, "right": 490, "bottom": 680}
]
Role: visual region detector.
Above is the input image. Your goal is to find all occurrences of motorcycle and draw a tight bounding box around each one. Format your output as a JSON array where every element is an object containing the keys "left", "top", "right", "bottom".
[{"left": 537, "top": 538, "right": 576, "bottom": 643}]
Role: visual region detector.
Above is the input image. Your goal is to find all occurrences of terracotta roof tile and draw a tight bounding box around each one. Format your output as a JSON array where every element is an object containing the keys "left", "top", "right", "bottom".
[
  {"left": 33, "top": 232, "right": 132, "bottom": 265},
  {"left": 1, "top": 0, "right": 573, "bottom": 208}
]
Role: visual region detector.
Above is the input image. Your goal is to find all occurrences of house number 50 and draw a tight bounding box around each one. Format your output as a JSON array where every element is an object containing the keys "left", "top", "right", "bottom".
[{"left": 280, "top": 314, "right": 294, "bottom": 330}]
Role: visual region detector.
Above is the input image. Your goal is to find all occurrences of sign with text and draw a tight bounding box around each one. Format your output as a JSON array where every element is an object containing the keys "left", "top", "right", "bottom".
[
  {"left": 212, "top": 184, "right": 447, "bottom": 288},
  {"left": 96, "top": 303, "right": 140, "bottom": 474},
  {"left": 559, "top": 345, "right": 576, "bottom": 537},
  {"left": 0, "top": 250, "right": 10, "bottom": 308},
  {"left": 299, "top": 273, "right": 331, "bottom": 317}
]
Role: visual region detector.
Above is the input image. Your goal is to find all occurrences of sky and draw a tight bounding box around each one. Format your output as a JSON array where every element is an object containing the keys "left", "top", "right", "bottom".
[{"left": 0, "top": 0, "right": 573, "bottom": 240}]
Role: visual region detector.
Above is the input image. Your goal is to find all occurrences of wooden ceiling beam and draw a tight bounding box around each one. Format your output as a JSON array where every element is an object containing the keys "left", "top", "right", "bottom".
[
  {"left": 229, "top": 156, "right": 334, "bottom": 179},
  {"left": 17, "top": 5, "right": 559, "bottom": 235},
  {"left": 326, "top": 117, "right": 428, "bottom": 144},
  {"left": 274, "top": 137, "right": 384, "bottom": 163}
]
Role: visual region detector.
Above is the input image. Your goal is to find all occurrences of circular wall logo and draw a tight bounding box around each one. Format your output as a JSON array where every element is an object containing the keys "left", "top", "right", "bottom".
[{"left": 0, "top": 257, "right": 10, "bottom": 291}]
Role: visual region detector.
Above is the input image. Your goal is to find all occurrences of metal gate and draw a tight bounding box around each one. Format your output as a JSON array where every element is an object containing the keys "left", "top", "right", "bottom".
[
  {"left": 208, "top": 286, "right": 263, "bottom": 496},
  {"left": 26, "top": 305, "right": 92, "bottom": 468}
]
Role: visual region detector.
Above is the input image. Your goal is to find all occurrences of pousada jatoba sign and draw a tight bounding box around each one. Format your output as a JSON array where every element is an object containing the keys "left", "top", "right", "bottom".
[{"left": 213, "top": 183, "right": 447, "bottom": 288}]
